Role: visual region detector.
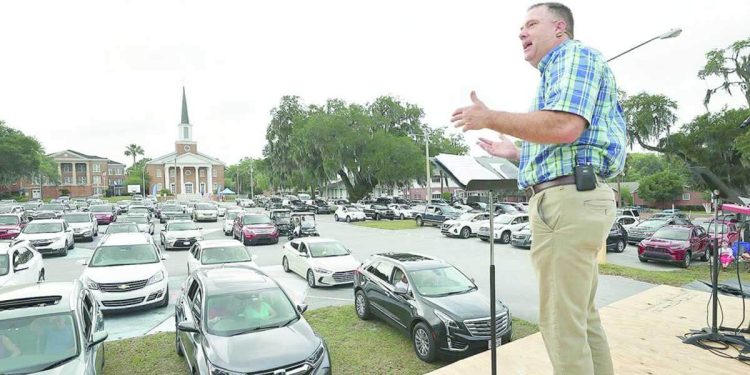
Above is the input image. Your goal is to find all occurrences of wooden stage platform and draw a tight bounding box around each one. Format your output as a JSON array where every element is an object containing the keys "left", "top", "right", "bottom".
[{"left": 429, "top": 285, "right": 750, "bottom": 375}]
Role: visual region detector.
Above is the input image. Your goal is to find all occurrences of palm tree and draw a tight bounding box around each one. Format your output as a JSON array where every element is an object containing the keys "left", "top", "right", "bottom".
[{"left": 124, "top": 144, "right": 145, "bottom": 167}]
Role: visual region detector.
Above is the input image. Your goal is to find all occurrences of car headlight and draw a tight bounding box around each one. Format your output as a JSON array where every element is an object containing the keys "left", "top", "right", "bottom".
[
  {"left": 313, "top": 268, "right": 332, "bottom": 274},
  {"left": 434, "top": 310, "right": 460, "bottom": 331},
  {"left": 84, "top": 277, "right": 100, "bottom": 290},
  {"left": 165, "top": 235, "right": 176, "bottom": 241},
  {"left": 306, "top": 343, "right": 326, "bottom": 366},
  {"left": 147, "top": 271, "right": 165, "bottom": 285},
  {"left": 207, "top": 361, "right": 244, "bottom": 375}
]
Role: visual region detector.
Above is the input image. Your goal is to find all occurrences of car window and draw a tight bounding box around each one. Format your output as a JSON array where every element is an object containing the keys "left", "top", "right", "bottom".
[
  {"left": 370, "top": 261, "right": 394, "bottom": 282},
  {"left": 195, "top": 247, "right": 202, "bottom": 261},
  {"left": 0, "top": 254, "right": 9, "bottom": 276},
  {"left": 191, "top": 288, "right": 203, "bottom": 326},
  {"left": 204, "top": 288, "right": 298, "bottom": 337},
  {"left": 89, "top": 244, "right": 159, "bottom": 267},
  {"left": 0, "top": 312, "right": 80, "bottom": 374},
  {"left": 187, "top": 279, "right": 199, "bottom": 300},
  {"left": 409, "top": 266, "right": 476, "bottom": 297},
  {"left": 12, "top": 249, "right": 21, "bottom": 268},
  {"left": 81, "top": 292, "right": 94, "bottom": 340},
  {"left": 201, "top": 246, "right": 251, "bottom": 265},
  {"left": 17, "top": 248, "right": 31, "bottom": 266},
  {"left": 391, "top": 267, "right": 410, "bottom": 291}
]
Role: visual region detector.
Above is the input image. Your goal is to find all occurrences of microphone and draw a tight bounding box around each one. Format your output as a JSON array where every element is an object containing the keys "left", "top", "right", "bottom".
[{"left": 740, "top": 115, "right": 750, "bottom": 129}]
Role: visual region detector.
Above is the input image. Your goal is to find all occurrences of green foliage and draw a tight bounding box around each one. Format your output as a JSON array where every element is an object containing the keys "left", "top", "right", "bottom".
[
  {"left": 621, "top": 92, "right": 678, "bottom": 152},
  {"left": 226, "top": 158, "right": 269, "bottom": 196},
  {"left": 698, "top": 37, "right": 750, "bottom": 109},
  {"left": 59, "top": 188, "right": 70, "bottom": 196},
  {"left": 123, "top": 144, "right": 145, "bottom": 167},
  {"left": 263, "top": 96, "right": 468, "bottom": 202},
  {"left": 0, "top": 121, "right": 57, "bottom": 185},
  {"left": 158, "top": 188, "right": 173, "bottom": 196},
  {"left": 441, "top": 191, "right": 452, "bottom": 202},
  {"left": 624, "top": 153, "right": 694, "bottom": 185},
  {"left": 620, "top": 186, "right": 634, "bottom": 206},
  {"left": 637, "top": 170, "right": 684, "bottom": 204},
  {"left": 124, "top": 158, "right": 151, "bottom": 191}
]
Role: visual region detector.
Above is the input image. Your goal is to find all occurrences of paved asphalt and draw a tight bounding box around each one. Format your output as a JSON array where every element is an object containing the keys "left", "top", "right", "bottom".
[{"left": 42, "top": 204, "right": 663, "bottom": 341}]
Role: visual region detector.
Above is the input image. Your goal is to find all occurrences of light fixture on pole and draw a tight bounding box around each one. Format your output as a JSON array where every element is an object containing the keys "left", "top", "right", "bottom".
[{"left": 607, "top": 28, "right": 682, "bottom": 62}]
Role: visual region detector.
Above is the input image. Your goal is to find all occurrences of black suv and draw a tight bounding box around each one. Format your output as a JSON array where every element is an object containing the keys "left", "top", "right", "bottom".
[
  {"left": 363, "top": 204, "right": 395, "bottom": 220},
  {"left": 353, "top": 253, "right": 512, "bottom": 362},
  {"left": 311, "top": 199, "right": 332, "bottom": 214}
]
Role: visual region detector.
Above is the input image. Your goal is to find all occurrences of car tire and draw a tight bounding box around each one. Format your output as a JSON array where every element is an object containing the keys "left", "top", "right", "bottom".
[
  {"left": 354, "top": 290, "right": 371, "bottom": 320},
  {"left": 224, "top": 230, "right": 231, "bottom": 236},
  {"left": 334, "top": 214, "right": 339, "bottom": 222},
  {"left": 375, "top": 214, "right": 381, "bottom": 221},
  {"left": 160, "top": 287, "right": 170, "bottom": 307},
  {"left": 346, "top": 216, "right": 351, "bottom": 223},
  {"left": 282, "top": 257, "right": 290, "bottom": 273},
  {"left": 638, "top": 256, "right": 648, "bottom": 263},
  {"left": 61, "top": 245, "right": 68, "bottom": 257},
  {"left": 681, "top": 252, "right": 691, "bottom": 269},
  {"left": 175, "top": 321, "right": 184, "bottom": 357},
  {"left": 400, "top": 214, "right": 405, "bottom": 220},
  {"left": 307, "top": 269, "right": 317, "bottom": 288},
  {"left": 616, "top": 239, "right": 626, "bottom": 253},
  {"left": 460, "top": 227, "right": 471, "bottom": 239},
  {"left": 413, "top": 322, "right": 438, "bottom": 363},
  {"left": 700, "top": 247, "right": 709, "bottom": 261},
  {"left": 68, "top": 240, "right": 75, "bottom": 250},
  {"left": 416, "top": 217, "right": 424, "bottom": 227},
  {"left": 38, "top": 268, "right": 45, "bottom": 282},
  {"left": 500, "top": 231, "right": 511, "bottom": 244},
  {"left": 480, "top": 238, "right": 488, "bottom": 242},
  {"left": 243, "top": 236, "right": 250, "bottom": 246}
]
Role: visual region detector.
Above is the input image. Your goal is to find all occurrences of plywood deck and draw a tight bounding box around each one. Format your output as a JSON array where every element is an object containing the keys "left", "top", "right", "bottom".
[{"left": 429, "top": 285, "right": 750, "bottom": 375}]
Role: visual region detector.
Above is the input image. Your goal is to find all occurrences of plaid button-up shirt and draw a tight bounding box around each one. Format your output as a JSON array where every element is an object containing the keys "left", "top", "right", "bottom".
[{"left": 518, "top": 39, "right": 626, "bottom": 189}]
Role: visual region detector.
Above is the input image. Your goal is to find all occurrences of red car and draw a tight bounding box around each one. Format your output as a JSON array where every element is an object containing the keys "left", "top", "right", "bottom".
[
  {"left": 232, "top": 213, "right": 279, "bottom": 245},
  {"left": 90, "top": 204, "right": 118, "bottom": 225},
  {"left": 638, "top": 225, "right": 710, "bottom": 268},
  {"left": 0, "top": 214, "right": 25, "bottom": 239}
]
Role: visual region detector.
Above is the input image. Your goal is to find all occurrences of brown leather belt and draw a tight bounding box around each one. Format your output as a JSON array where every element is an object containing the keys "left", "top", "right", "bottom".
[{"left": 524, "top": 175, "right": 576, "bottom": 199}]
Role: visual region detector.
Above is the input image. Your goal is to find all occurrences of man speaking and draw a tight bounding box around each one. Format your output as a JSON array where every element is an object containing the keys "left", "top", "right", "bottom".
[{"left": 452, "top": 3, "right": 626, "bottom": 374}]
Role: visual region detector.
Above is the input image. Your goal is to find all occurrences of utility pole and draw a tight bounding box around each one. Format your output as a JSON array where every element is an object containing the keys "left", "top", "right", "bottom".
[{"left": 250, "top": 161, "right": 254, "bottom": 199}]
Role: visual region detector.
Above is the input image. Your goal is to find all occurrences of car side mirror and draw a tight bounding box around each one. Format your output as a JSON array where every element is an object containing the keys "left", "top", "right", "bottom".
[
  {"left": 297, "top": 304, "right": 308, "bottom": 314},
  {"left": 89, "top": 330, "right": 108, "bottom": 348},
  {"left": 161, "top": 254, "right": 170, "bottom": 260},
  {"left": 66, "top": 229, "right": 72, "bottom": 232},
  {"left": 78, "top": 259, "right": 88, "bottom": 266},
  {"left": 394, "top": 284, "right": 408, "bottom": 295},
  {"left": 177, "top": 320, "right": 200, "bottom": 333}
]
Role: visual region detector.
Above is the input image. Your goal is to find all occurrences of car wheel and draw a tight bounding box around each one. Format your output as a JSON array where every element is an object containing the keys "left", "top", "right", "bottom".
[
  {"left": 346, "top": 216, "right": 351, "bottom": 223},
  {"left": 700, "top": 247, "right": 710, "bottom": 261},
  {"left": 307, "top": 269, "right": 317, "bottom": 288},
  {"left": 416, "top": 217, "right": 424, "bottom": 227},
  {"left": 175, "top": 321, "right": 184, "bottom": 357},
  {"left": 500, "top": 231, "right": 511, "bottom": 244},
  {"left": 375, "top": 214, "right": 381, "bottom": 221},
  {"left": 68, "top": 240, "right": 75, "bottom": 250},
  {"left": 243, "top": 236, "right": 250, "bottom": 246},
  {"left": 38, "top": 268, "right": 45, "bottom": 282},
  {"left": 224, "top": 230, "right": 231, "bottom": 236},
  {"left": 282, "top": 257, "right": 290, "bottom": 273},
  {"left": 61, "top": 244, "right": 68, "bottom": 257},
  {"left": 160, "top": 287, "right": 170, "bottom": 307},
  {"left": 638, "top": 256, "right": 648, "bottom": 263},
  {"left": 334, "top": 214, "right": 339, "bottom": 222},
  {"left": 413, "top": 322, "right": 438, "bottom": 363},
  {"left": 681, "top": 252, "right": 691, "bottom": 269},
  {"left": 400, "top": 213, "right": 405, "bottom": 220},
  {"left": 616, "top": 239, "right": 626, "bottom": 253},
  {"left": 460, "top": 227, "right": 471, "bottom": 239},
  {"left": 354, "top": 290, "right": 371, "bottom": 320}
]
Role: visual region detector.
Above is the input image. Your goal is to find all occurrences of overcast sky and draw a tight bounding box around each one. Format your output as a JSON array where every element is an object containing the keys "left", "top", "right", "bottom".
[{"left": 1, "top": 0, "right": 748, "bottom": 166}]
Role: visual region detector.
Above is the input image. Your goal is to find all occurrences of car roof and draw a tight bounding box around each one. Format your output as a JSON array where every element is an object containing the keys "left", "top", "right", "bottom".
[
  {"left": 197, "top": 239, "right": 245, "bottom": 248},
  {"left": 295, "top": 237, "right": 338, "bottom": 245},
  {"left": 661, "top": 224, "right": 693, "bottom": 230},
  {"left": 372, "top": 252, "right": 450, "bottom": 271},
  {"left": 195, "top": 267, "right": 277, "bottom": 294},
  {"left": 98, "top": 232, "right": 153, "bottom": 246},
  {"left": 0, "top": 281, "right": 81, "bottom": 318},
  {"left": 28, "top": 219, "right": 65, "bottom": 224}
]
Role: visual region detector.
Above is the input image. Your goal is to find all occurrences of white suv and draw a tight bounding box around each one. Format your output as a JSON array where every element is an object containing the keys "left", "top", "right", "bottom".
[
  {"left": 80, "top": 233, "right": 170, "bottom": 311},
  {"left": 441, "top": 212, "right": 492, "bottom": 239},
  {"left": 16, "top": 219, "right": 75, "bottom": 256},
  {"left": 477, "top": 214, "right": 530, "bottom": 244},
  {"left": 0, "top": 239, "right": 45, "bottom": 287}
]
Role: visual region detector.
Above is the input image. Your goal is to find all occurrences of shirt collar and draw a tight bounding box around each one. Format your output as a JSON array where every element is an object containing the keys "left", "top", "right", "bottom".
[{"left": 537, "top": 39, "right": 572, "bottom": 74}]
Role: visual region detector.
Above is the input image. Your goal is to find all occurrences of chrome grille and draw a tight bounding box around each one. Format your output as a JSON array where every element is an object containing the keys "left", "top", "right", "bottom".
[
  {"left": 31, "top": 240, "right": 53, "bottom": 246},
  {"left": 332, "top": 271, "right": 355, "bottom": 283},
  {"left": 464, "top": 313, "right": 509, "bottom": 337},
  {"left": 646, "top": 246, "right": 669, "bottom": 253},
  {"left": 99, "top": 279, "right": 148, "bottom": 293},
  {"left": 255, "top": 361, "right": 312, "bottom": 375},
  {"left": 101, "top": 297, "right": 145, "bottom": 307}
]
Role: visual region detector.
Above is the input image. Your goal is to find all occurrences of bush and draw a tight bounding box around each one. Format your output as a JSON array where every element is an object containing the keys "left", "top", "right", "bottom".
[
  {"left": 159, "top": 188, "right": 173, "bottom": 197},
  {"left": 441, "top": 192, "right": 452, "bottom": 202},
  {"left": 59, "top": 188, "right": 70, "bottom": 196}
]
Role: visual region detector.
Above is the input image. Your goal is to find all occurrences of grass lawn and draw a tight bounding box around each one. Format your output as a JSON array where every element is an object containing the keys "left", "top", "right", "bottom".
[
  {"left": 599, "top": 262, "right": 750, "bottom": 287},
  {"left": 104, "top": 305, "right": 539, "bottom": 375},
  {"left": 352, "top": 219, "right": 420, "bottom": 230}
]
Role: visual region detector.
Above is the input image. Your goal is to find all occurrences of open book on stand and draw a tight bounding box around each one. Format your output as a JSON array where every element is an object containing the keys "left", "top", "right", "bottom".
[{"left": 431, "top": 154, "right": 519, "bottom": 192}]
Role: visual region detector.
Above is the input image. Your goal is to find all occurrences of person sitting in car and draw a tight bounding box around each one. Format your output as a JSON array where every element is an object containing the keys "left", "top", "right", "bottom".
[
  {"left": 0, "top": 334, "right": 21, "bottom": 359},
  {"left": 395, "top": 274, "right": 409, "bottom": 291}
]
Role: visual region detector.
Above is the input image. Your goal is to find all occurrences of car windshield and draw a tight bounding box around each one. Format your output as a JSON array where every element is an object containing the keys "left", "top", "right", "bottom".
[
  {"left": 225, "top": 212, "right": 241, "bottom": 220},
  {"left": 409, "top": 266, "right": 476, "bottom": 297},
  {"left": 638, "top": 220, "right": 668, "bottom": 229},
  {"left": 201, "top": 246, "right": 252, "bottom": 265},
  {"left": 63, "top": 214, "right": 90, "bottom": 223},
  {"left": 105, "top": 223, "right": 139, "bottom": 234},
  {"left": 493, "top": 215, "right": 514, "bottom": 225},
  {"left": 653, "top": 227, "right": 690, "bottom": 241},
  {"left": 196, "top": 204, "right": 214, "bottom": 210},
  {"left": 344, "top": 206, "right": 361, "bottom": 212},
  {"left": 242, "top": 215, "right": 272, "bottom": 225},
  {"left": 168, "top": 222, "right": 198, "bottom": 231},
  {"left": 496, "top": 204, "right": 518, "bottom": 213},
  {"left": 706, "top": 222, "right": 730, "bottom": 234},
  {"left": 272, "top": 211, "right": 290, "bottom": 219},
  {"left": 38, "top": 204, "right": 63, "bottom": 211},
  {"left": 129, "top": 207, "right": 148, "bottom": 213},
  {"left": 119, "top": 216, "right": 149, "bottom": 224},
  {"left": 0, "top": 216, "right": 19, "bottom": 225},
  {"left": 308, "top": 241, "right": 349, "bottom": 258},
  {"left": 0, "top": 255, "right": 8, "bottom": 276},
  {"left": 205, "top": 288, "right": 298, "bottom": 337},
  {"left": 23, "top": 203, "right": 38, "bottom": 210},
  {"left": 162, "top": 205, "right": 182, "bottom": 212},
  {"left": 90, "top": 205, "right": 112, "bottom": 213},
  {"left": 0, "top": 312, "right": 80, "bottom": 374},
  {"left": 89, "top": 244, "right": 159, "bottom": 267},
  {"left": 0, "top": 207, "right": 14, "bottom": 214},
  {"left": 458, "top": 213, "right": 478, "bottom": 221},
  {"left": 372, "top": 205, "right": 387, "bottom": 210},
  {"left": 23, "top": 222, "right": 62, "bottom": 234}
]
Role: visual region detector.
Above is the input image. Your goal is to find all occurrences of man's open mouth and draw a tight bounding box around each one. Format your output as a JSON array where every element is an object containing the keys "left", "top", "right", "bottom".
[{"left": 523, "top": 41, "right": 533, "bottom": 51}]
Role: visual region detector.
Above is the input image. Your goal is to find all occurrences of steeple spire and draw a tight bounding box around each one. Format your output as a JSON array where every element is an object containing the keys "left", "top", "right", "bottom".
[{"left": 181, "top": 86, "right": 190, "bottom": 124}]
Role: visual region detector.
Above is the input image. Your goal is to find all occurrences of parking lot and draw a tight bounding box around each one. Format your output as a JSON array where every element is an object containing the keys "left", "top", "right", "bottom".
[{"left": 37, "top": 203, "right": 660, "bottom": 342}]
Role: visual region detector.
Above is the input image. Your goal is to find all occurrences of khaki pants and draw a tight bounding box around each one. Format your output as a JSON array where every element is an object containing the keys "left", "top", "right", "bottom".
[{"left": 528, "top": 183, "right": 616, "bottom": 375}]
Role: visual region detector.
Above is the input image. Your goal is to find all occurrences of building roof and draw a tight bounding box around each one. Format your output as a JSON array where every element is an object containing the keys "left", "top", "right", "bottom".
[
  {"left": 147, "top": 150, "right": 225, "bottom": 166},
  {"left": 181, "top": 86, "right": 190, "bottom": 124}
]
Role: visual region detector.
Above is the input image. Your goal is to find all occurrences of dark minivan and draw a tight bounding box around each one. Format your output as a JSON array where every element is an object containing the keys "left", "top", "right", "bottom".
[{"left": 354, "top": 253, "right": 512, "bottom": 362}]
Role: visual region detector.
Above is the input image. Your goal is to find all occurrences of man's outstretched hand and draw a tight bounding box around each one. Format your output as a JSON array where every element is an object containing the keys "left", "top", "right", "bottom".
[
  {"left": 452, "top": 91, "right": 493, "bottom": 132},
  {"left": 477, "top": 135, "right": 519, "bottom": 160}
]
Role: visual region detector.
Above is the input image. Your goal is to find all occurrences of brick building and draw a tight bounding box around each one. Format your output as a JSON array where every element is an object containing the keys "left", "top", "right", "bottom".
[{"left": 145, "top": 87, "right": 225, "bottom": 200}]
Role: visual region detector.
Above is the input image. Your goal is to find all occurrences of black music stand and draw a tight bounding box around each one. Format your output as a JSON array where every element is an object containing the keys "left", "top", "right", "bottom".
[{"left": 432, "top": 154, "right": 519, "bottom": 375}]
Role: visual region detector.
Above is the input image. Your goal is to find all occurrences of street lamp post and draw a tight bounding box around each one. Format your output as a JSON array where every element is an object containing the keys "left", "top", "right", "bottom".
[
  {"left": 141, "top": 165, "right": 145, "bottom": 198},
  {"left": 607, "top": 28, "right": 682, "bottom": 62},
  {"left": 410, "top": 127, "right": 433, "bottom": 204},
  {"left": 250, "top": 162, "right": 254, "bottom": 199}
]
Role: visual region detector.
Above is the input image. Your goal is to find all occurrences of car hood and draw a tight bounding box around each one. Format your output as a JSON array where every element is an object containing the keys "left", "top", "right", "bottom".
[
  {"left": 84, "top": 262, "right": 164, "bottom": 283},
  {"left": 17, "top": 232, "right": 65, "bottom": 241},
  {"left": 310, "top": 255, "right": 359, "bottom": 272},
  {"left": 205, "top": 319, "right": 321, "bottom": 373},
  {"left": 165, "top": 229, "right": 202, "bottom": 238},
  {"left": 34, "top": 355, "right": 88, "bottom": 375},
  {"left": 195, "top": 209, "right": 216, "bottom": 214},
  {"left": 244, "top": 224, "right": 275, "bottom": 230},
  {"left": 423, "top": 290, "right": 503, "bottom": 321},
  {"left": 641, "top": 238, "right": 689, "bottom": 248}
]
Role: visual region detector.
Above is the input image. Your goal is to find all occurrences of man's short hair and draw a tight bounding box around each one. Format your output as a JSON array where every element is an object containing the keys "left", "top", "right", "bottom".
[{"left": 529, "top": 2, "right": 574, "bottom": 39}]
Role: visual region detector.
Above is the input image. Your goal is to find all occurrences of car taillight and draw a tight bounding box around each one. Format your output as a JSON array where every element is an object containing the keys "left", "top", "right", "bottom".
[{"left": 638, "top": 245, "right": 644, "bottom": 254}]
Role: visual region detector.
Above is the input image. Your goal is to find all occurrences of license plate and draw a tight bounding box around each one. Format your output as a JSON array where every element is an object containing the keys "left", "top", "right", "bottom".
[{"left": 183, "top": 241, "right": 191, "bottom": 245}]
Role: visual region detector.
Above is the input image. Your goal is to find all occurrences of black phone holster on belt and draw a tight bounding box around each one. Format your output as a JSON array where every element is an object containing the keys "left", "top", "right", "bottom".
[{"left": 573, "top": 150, "right": 596, "bottom": 191}]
